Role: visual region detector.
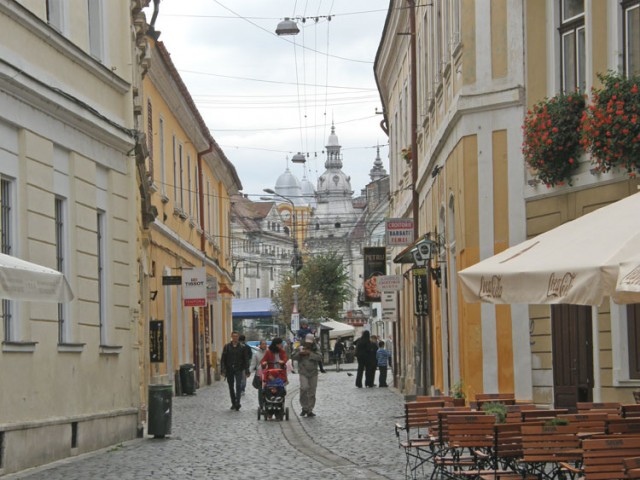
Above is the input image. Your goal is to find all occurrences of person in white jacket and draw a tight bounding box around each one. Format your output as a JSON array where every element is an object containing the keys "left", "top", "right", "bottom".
[{"left": 250, "top": 340, "right": 268, "bottom": 409}]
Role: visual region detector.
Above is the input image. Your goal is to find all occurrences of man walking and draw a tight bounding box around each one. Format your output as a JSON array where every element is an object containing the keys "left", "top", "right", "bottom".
[
  {"left": 291, "top": 334, "right": 323, "bottom": 417},
  {"left": 220, "top": 331, "right": 251, "bottom": 410}
]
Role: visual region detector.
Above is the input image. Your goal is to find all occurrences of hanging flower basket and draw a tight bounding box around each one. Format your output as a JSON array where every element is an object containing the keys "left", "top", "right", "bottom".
[
  {"left": 522, "top": 91, "right": 585, "bottom": 187},
  {"left": 401, "top": 146, "right": 412, "bottom": 162},
  {"left": 581, "top": 71, "right": 640, "bottom": 177}
]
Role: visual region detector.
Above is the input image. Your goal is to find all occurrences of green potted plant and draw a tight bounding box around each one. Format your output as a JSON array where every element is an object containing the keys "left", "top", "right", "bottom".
[
  {"left": 451, "top": 380, "right": 466, "bottom": 406},
  {"left": 522, "top": 91, "right": 585, "bottom": 187},
  {"left": 544, "top": 417, "right": 569, "bottom": 427},
  {"left": 481, "top": 401, "right": 508, "bottom": 424},
  {"left": 582, "top": 71, "right": 640, "bottom": 177},
  {"left": 401, "top": 146, "right": 412, "bottom": 162}
]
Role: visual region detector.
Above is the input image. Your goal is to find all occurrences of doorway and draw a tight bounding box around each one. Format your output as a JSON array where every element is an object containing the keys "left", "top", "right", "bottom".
[{"left": 551, "top": 304, "right": 593, "bottom": 410}]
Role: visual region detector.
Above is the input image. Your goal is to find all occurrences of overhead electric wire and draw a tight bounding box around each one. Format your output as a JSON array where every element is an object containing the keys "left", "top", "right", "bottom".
[
  {"left": 208, "top": 114, "right": 376, "bottom": 132},
  {"left": 210, "top": 0, "right": 373, "bottom": 64}
]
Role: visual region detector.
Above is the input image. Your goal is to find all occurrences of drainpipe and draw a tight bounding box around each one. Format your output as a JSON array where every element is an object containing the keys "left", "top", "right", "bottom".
[{"left": 197, "top": 142, "right": 214, "bottom": 385}]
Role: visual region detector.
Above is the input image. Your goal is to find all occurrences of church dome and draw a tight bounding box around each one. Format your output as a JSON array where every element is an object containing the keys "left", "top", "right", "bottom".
[
  {"left": 301, "top": 174, "right": 316, "bottom": 207},
  {"left": 274, "top": 166, "right": 304, "bottom": 205}
]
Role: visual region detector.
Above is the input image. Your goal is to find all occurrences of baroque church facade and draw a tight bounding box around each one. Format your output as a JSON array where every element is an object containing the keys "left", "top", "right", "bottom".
[{"left": 231, "top": 125, "right": 389, "bottom": 325}]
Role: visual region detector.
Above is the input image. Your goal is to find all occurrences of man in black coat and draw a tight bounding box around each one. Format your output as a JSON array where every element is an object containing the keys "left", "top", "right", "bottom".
[{"left": 220, "top": 331, "right": 251, "bottom": 410}]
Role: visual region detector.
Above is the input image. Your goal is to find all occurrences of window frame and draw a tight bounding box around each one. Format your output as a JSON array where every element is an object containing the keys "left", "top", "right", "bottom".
[
  {"left": 623, "top": 0, "right": 640, "bottom": 76},
  {"left": 559, "top": 0, "right": 586, "bottom": 93}
]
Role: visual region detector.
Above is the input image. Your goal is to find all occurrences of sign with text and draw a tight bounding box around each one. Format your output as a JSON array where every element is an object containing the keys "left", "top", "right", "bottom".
[
  {"left": 162, "top": 275, "right": 182, "bottom": 285},
  {"left": 381, "top": 291, "right": 398, "bottom": 322},
  {"left": 363, "top": 247, "right": 386, "bottom": 303},
  {"left": 412, "top": 267, "right": 429, "bottom": 315},
  {"left": 377, "top": 275, "right": 403, "bottom": 292},
  {"left": 149, "top": 320, "right": 164, "bottom": 363},
  {"left": 385, "top": 218, "right": 415, "bottom": 246},
  {"left": 183, "top": 267, "right": 207, "bottom": 307},
  {"left": 207, "top": 275, "right": 218, "bottom": 303}
]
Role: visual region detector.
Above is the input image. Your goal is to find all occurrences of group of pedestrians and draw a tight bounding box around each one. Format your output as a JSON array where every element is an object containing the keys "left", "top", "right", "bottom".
[
  {"left": 354, "top": 330, "right": 391, "bottom": 388},
  {"left": 219, "top": 330, "right": 324, "bottom": 418}
]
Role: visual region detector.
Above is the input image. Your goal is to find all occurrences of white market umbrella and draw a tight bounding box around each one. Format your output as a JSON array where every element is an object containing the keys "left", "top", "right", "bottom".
[
  {"left": 458, "top": 192, "right": 640, "bottom": 305},
  {"left": 615, "top": 252, "right": 640, "bottom": 304},
  {"left": 0, "top": 253, "right": 74, "bottom": 302},
  {"left": 320, "top": 318, "right": 356, "bottom": 339}
]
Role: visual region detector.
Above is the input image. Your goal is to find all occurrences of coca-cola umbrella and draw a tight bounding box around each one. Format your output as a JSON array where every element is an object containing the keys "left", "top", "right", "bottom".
[
  {"left": 0, "top": 253, "right": 74, "bottom": 302},
  {"left": 458, "top": 192, "right": 640, "bottom": 305}
]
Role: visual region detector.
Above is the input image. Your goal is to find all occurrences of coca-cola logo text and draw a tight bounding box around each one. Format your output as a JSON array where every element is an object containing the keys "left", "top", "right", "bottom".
[
  {"left": 478, "top": 275, "right": 503, "bottom": 299},
  {"left": 621, "top": 266, "right": 640, "bottom": 287},
  {"left": 546, "top": 272, "right": 576, "bottom": 298}
]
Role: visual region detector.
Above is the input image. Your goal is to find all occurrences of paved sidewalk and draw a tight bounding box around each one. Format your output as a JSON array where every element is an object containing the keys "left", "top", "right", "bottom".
[{"left": 7, "top": 366, "right": 410, "bottom": 480}]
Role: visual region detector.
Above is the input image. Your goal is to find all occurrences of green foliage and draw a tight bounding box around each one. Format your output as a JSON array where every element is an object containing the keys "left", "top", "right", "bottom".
[
  {"left": 272, "top": 252, "right": 353, "bottom": 328},
  {"left": 451, "top": 380, "right": 465, "bottom": 399},
  {"left": 544, "top": 417, "right": 569, "bottom": 426},
  {"left": 481, "top": 402, "right": 508, "bottom": 424}
]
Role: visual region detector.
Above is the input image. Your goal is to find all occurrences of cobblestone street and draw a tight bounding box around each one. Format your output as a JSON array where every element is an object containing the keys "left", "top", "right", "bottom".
[{"left": 7, "top": 367, "right": 409, "bottom": 479}]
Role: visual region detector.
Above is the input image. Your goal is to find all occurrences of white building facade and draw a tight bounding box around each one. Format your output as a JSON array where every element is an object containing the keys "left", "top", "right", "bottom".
[{"left": 0, "top": 1, "right": 145, "bottom": 473}]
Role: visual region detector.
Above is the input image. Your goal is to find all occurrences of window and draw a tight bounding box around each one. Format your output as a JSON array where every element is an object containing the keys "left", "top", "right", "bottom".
[
  {"left": 159, "top": 118, "right": 166, "bottom": 196},
  {"left": 270, "top": 267, "right": 274, "bottom": 280},
  {"left": 97, "top": 211, "right": 107, "bottom": 345},
  {"left": 87, "top": 0, "right": 103, "bottom": 60},
  {"left": 46, "top": 0, "right": 64, "bottom": 32},
  {"left": 624, "top": 1, "right": 640, "bottom": 76},
  {"left": 187, "top": 154, "right": 192, "bottom": 217},
  {"left": 172, "top": 135, "right": 178, "bottom": 202},
  {"left": 559, "top": 0, "right": 585, "bottom": 92},
  {"left": 195, "top": 164, "right": 200, "bottom": 226},
  {"left": 628, "top": 304, "right": 640, "bottom": 379},
  {"left": 1, "top": 178, "right": 14, "bottom": 341},
  {"left": 256, "top": 288, "right": 260, "bottom": 297},
  {"left": 206, "top": 181, "right": 211, "bottom": 234},
  {"left": 146, "top": 99, "right": 154, "bottom": 177},
  {"left": 55, "top": 198, "right": 68, "bottom": 343},
  {"left": 179, "top": 144, "right": 184, "bottom": 209},
  {"left": 256, "top": 265, "right": 260, "bottom": 278}
]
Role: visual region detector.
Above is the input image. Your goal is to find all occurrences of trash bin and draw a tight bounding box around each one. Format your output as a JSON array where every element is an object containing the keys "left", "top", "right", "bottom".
[
  {"left": 148, "top": 384, "right": 172, "bottom": 438},
  {"left": 179, "top": 363, "right": 195, "bottom": 395}
]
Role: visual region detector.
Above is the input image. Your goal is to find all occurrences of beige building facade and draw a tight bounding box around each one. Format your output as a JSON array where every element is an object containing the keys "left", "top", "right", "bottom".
[{"left": 0, "top": 0, "right": 149, "bottom": 474}]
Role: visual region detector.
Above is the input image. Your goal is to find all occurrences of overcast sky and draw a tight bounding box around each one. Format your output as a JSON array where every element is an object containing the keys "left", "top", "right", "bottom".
[{"left": 147, "top": 0, "right": 390, "bottom": 201}]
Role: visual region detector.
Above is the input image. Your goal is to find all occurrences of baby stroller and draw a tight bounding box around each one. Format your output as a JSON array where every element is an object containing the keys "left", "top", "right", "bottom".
[{"left": 257, "top": 367, "right": 289, "bottom": 421}]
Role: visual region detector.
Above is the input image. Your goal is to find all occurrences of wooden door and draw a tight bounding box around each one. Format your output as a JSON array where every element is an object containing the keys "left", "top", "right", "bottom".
[{"left": 552, "top": 305, "right": 593, "bottom": 410}]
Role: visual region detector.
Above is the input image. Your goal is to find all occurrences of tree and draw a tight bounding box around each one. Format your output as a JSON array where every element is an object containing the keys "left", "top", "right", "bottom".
[{"left": 272, "top": 251, "right": 353, "bottom": 329}]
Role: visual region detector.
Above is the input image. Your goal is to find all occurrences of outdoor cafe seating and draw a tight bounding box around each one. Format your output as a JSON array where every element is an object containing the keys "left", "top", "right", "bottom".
[{"left": 394, "top": 393, "right": 640, "bottom": 479}]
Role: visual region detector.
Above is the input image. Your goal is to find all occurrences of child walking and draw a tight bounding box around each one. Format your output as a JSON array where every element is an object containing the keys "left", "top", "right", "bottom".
[{"left": 376, "top": 340, "right": 391, "bottom": 387}]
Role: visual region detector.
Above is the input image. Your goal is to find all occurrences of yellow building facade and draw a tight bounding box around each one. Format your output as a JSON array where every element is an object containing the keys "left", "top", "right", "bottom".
[
  {"left": 143, "top": 37, "right": 242, "bottom": 390},
  {"left": 377, "top": 0, "right": 640, "bottom": 408},
  {"left": 376, "top": 0, "right": 532, "bottom": 400}
]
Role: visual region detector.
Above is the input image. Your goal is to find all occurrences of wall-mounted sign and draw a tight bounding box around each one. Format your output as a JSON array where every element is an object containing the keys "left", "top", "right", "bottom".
[
  {"left": 183, "top": 267, "right": 206, "bottom": 307},
  {"left": 149, "top": 320, "right": 164, "bottom": 363},
  {"left": 363, "top": 247, "right": 386, "bottom": 302},
  {"left": 162, "top": 275, "right": 182, "bottom": 285},
  {"left": 207, "top": 275, "right": 218, "bottom": 302},
  {"left": 385, "top": 218, "right": 415, "bottom": 246},
  {"left": 377, "top": 275, "right": 403, "bottom": 292},
  {"left": 381, "top": 291, "right": 397, "bottom": 322},
  {"left": 412, "top": 267, "right": 429, "bottom": 315}
]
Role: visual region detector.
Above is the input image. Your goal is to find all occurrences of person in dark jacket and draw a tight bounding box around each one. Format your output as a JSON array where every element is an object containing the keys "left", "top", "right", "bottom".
[
  {"left": 364, "top": 334, "right": 379, "bottom": 387},
  {"left": 355, "top": 330, "right": 374, "bottom": 388},
  {"left": 220, "top": 331, "right": 251, "bottom": 411}
]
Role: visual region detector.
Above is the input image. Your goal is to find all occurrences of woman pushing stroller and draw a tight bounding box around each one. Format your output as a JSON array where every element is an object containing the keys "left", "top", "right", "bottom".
[{"left": 259, "top": 338, "right": 289, "bottom": 420}]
